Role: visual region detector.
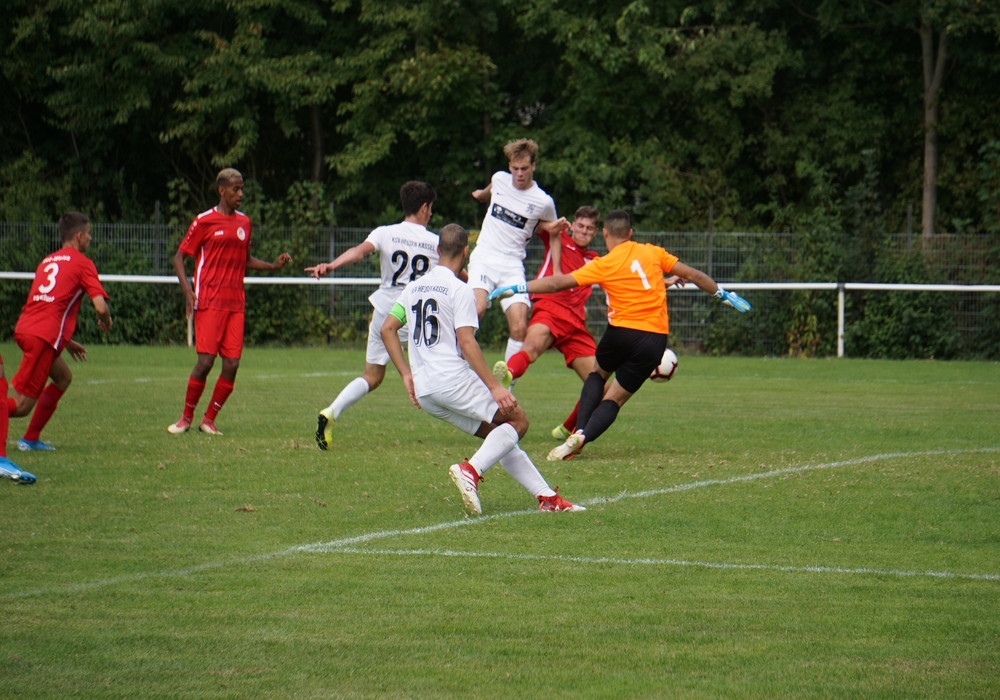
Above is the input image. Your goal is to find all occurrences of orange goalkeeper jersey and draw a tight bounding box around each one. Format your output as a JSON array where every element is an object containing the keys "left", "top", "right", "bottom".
[{"left": 570, "top": 240, "right": 678, "bottom": 334}]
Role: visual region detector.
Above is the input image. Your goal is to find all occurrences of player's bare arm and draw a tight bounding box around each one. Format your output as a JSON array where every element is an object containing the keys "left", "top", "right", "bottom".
[
  {"left": 537, "top": 217, "right": 569, "bottom": 274},
  {"left": 247, "top": 252, "right": 292, "bottom": 272},
  {"left": 527, "top": 272, "right": 578, "bottom": 295},
  {"left": 172, "top": 249, "right": 197, "bottom": 318},
  {"left": 305, "top": 241, "right": 375, "bottom": 279},
  {"left": 380, "top": 315, "right": 419, "bottom": 407},
  {"left": 65, "top": 339, "right": 87, "bottom": 362},
  {"left": 669, "top": 262, "right": 717, "bottom": 295},
  {"left": 91, "top": 295, "right": 112, "bottom": 332},
  {"left": 456, "top": 326, "right": 517, "bottom": 414},
  {"left": 471, "top": 183, "right": 492, "bottom": 202}
]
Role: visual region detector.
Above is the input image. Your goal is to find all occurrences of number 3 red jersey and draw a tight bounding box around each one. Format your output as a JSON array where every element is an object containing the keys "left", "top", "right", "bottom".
[
  {"left": 178, "top": 207, "right": 253, "bottom": 312},
  {"left": 16, "top": 248, "right": 107, "bottom": 350}
]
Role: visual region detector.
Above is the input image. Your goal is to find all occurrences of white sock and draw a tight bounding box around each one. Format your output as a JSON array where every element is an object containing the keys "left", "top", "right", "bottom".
[
  {"left": 468, "top": 423, "right": 518, "bottom": 475},
  {"left": 499, "top": 446, "right": 554, "bottom": 498},
  {"left": 328, "top": 377, "right": 369, "bottom": 419},
  {"left": 504, "top": 338, "right": 524, "bottom": 362}
]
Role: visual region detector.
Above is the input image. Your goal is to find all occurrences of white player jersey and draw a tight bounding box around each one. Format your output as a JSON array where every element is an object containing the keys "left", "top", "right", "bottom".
[
  {"left": 396, "top": 265, "right": 479, "bottom": 397},
  {"left": 469, "top": 170, "right": 557, "bottom": 263},
  {"left": 365, "top": 221, "right": 440, "bottom": 313}
]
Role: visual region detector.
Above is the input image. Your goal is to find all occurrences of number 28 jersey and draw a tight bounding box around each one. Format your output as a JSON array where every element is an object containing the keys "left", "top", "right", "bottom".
[
  {"left": 366, "top": 221, "right": 440, "bottom": 314},
  {"left": 391, "top": 265, "right": 479, "bottom": 397}
]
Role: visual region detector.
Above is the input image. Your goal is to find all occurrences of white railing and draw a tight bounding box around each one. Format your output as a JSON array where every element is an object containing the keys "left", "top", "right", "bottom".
[{"left": 2, "top": 272, "right": 998, "bottom": 357}]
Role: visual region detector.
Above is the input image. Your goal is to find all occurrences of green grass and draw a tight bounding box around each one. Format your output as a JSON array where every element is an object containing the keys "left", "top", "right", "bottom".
[{"left": 2, "top": 345, "right": 998, "bottom": 698}]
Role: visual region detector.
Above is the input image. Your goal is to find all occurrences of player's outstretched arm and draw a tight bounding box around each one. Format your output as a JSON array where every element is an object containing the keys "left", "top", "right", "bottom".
[
  {"left": 488, "top": 272, "right": 579, "bottom": 301},
  {"left": 247, "top": 252, "right": 292, "bottom": 272},
  {"left": 305, "top": 242, "right": 375, "bottom": 279},
  {"left": 670, "top": 262, "right": 751, "bottom": 312}
]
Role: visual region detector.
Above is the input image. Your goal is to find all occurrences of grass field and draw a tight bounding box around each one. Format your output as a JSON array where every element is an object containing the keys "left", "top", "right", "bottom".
[{"left": 1, "top": 344, "right": 998, "bottom": 698}]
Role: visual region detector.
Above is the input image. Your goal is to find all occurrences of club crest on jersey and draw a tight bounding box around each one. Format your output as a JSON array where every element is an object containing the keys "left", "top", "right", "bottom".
[{"left": 237, "top": 227, "right": 247, "bottom": 241}]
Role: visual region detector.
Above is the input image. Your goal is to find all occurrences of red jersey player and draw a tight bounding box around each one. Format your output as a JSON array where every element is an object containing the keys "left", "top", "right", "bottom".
[
  {"left": 167, "top": 168, "right": 292, "bottom": 436},
  {"left": 491, "top": 205, "right": 602, "bottom": 438},
  {"left": 1, "top": 212, "right": 112, "bottom": 482}
]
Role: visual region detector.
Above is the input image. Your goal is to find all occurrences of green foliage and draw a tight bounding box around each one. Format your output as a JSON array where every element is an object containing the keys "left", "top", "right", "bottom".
[{"left": 847, "top": 251, "right": 961, "bottom": 360}]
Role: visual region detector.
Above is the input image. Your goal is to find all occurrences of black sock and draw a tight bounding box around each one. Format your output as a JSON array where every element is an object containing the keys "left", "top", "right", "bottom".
[
  {"left": 576, "top": 372, "right": 605, "bottom": 430},
  {"left": 582, "top": 399, "right": 620, "bottom": 444}
]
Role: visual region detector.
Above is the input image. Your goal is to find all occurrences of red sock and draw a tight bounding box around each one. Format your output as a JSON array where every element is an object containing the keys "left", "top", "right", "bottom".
[
  {"left": 203, "top": 377, "right": 234, "bottom": 422},
  {"left": 0, "top": 378, "right": 8, "bottom": 458},
  {"left": 23, "top": 384, "right": 65, "bottom": 442},
  {"left": 181, "top": 377, "right": 207, "bottom": 421},
  {"left": 564, "top": 401, "right": 580, "bottom": 432},
  {"left": 507, "top": 350, "right": 530, "bottom": 379}
]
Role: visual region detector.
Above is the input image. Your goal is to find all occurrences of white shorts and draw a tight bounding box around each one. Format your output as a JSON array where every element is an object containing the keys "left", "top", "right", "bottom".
[
  {"left": 366, "top": 307, "right": 408, "bottom": 366},
  {"left": 417, "top": 367, "right": 499, "bottom": 436},
  {"left": 467, "top": 255, "right": 529, "bottom": 312}
]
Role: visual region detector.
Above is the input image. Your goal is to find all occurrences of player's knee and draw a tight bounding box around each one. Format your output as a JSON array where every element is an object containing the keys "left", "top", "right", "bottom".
[
  {"left": 507, "top": 408, "right": 529, "bottom": 438},
  {"left": 11, "top": 395, "right": 35, "bottom": 418}
]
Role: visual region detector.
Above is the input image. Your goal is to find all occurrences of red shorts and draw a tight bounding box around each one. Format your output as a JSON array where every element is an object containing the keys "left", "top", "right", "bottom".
[
  {"left": 528, "top": 303, "right": 596, "bottom": 367},
  {"left": 12, "top": 332, "right": 59, "bottom": 399},
  {"left": 194, "top": 308, "right": 245, "bottom": 358}
]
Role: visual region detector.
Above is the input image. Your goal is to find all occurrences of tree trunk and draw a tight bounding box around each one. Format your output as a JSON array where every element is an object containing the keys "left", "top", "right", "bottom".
[
  {"left": 310, "top": 104, "right": 324, "bottom": 184},
  {"left": 920, "top": 20, "right": 947, "bottom": 247}
]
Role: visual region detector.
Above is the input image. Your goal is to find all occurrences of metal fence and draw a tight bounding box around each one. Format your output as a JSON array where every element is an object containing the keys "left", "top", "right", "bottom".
[{"left": 1, "top": 222, "right": 996, "bottom": 357}]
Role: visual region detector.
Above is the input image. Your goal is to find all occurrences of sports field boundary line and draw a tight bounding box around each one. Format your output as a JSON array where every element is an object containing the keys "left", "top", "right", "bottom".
[
  {"left": 3, "top": 447, "right": 997, "bottom": 600},
  {"left": 325, "top": 547, "right": 1000, "bottom": 582}
]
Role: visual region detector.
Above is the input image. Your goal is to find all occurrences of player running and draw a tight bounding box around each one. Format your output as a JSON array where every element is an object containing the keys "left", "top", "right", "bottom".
[
  {"left": 1, "top": 212, "right": 112, "bottom": 481},
  {"left": 306, "top": 181, "right": 439, "bottom": 450}
]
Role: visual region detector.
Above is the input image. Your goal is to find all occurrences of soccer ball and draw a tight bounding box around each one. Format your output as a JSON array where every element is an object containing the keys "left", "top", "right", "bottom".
[{"left": 649, "top": 348, "right": 678, "bottom": 382}]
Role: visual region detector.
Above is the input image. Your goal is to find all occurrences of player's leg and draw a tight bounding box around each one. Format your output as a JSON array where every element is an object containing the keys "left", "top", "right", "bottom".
[
  {"left": 316, "top": 311, "right": 394, "bottom": 449},
  {"left": 198, "top": 310, "right": 244, "bottom": 435},
  {"left": 0, "top": 358, "right": 8, "bottom": 460},
  {"left": 551, "top": 326, "right": 599, "bottom": 438},
  {"left": 498, "top": 447, "right": 585, "bottom": 511},
  {"left": 506, "top": 320, "right": 554, "bottom": 380},
  {"left": 0, "top": 356, "right": 32, "bottom": 481},
  {"left": 168, "top": 352, "right": 214, "bottom": 433},
  {"left": 0, "top": 359, "right": 32, "bottom": 483},
  {"left": 169, "top": 308, "right": 223, "bottom": 433},
  {"left": 20, "top": 352, "right": 72, "bottom": 450},
  {"left": 550, "top": 329, "right": 665, "bottom": 460},
  {"left": 501, "top": 301, "right": 529, "bottom": 360},
  {"left": 421, "top": 370, "right": 521, "bottom": 514}
]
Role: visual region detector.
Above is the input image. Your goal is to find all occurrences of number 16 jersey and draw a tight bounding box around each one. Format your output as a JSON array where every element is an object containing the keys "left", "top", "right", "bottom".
[
  {"left": 393, "top": 265, "right": 479, "bottom": 398},
  {"left": 366, "top": 221, "right": 440, "bottom": 315}
]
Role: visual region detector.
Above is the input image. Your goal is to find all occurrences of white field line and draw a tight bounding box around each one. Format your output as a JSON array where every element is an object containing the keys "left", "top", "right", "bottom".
[
  {"left": 327, "top": 547, "right": 1000, "bottom": 582},
  {"left": 3, "top": 448, "right": 998, "bottom": 600}
]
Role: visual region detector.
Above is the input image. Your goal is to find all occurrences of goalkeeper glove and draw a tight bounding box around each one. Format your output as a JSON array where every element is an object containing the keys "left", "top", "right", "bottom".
[
  {"left": 488, "top": 283, "right": 527, "bottom": 301},
  {"left": 714, "top": 286, "right": 751, "bottom": 312}
]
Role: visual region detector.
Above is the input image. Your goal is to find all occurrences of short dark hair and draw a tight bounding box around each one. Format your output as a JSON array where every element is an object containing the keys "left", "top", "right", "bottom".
[
  {"left": 438, "top": 223, "right": 468, "bottom": 257},
  {"left": 574, "top": 205, "right": 601, "bottom": 224},
  {"left": 400, "top": 181, "right": 437, "bottom": 217},
  {"left": 58, "top": 212, "right": 90, "bottom": 242},
  {"left": 603, "top": 209, "right": 631, "bottom": 238}
]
